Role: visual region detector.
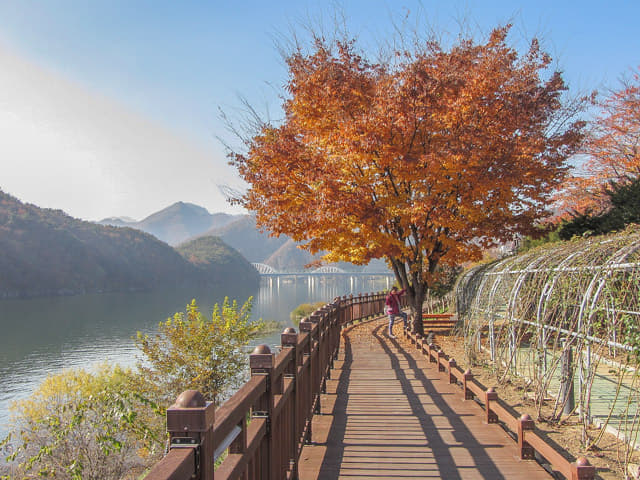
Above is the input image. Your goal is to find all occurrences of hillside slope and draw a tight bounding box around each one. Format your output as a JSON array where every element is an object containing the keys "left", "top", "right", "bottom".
[
  {"left": 0, "top": 192, "right": 257, "bottom": 298},
  {"left": 176, "top": 236, "right": 259, "bottom": 286},
  {"left": 263, "top": 239, "right": 317, "bottom": 271},
  {"left": 204, "top": 215, "right": 289, "bottom": 263}
]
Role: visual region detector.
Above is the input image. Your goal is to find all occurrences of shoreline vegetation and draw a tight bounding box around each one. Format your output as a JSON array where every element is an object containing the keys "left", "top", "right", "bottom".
[
  {"left": 0, "top": 297, "right": 279, "bottom": 480},
  {"left": 290, "top": 301, "right": 326, "bottom": 325}
]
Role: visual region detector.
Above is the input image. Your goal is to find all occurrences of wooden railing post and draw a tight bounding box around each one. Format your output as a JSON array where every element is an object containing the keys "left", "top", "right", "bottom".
[
  {"left": 462, "top": 370, "right": 474, "bottom": 400},
  {"left": 308, "top": 313, "right": 324, "bottom": 407},
  {"left": 448, "top": 358, "right": 457, "bottom": 384},
  {"left": 329, "top": 301, "right": 339, "bottom": 362},
  {"left": 364, "top": 293, "right": 371, "bottom": 318},
  {"left": 437, "top": 350, "right": 446, "bottom": 372},
  {"left": 485, "top": 387, "right": 498, "bottom": 424},
  {"left": 571, "top": 457, "right": 595, "bottom": 480},
  {"left": 281, "top": 327, "right": 299, "bottom": 476},
  {"left": 310, "top": 313, "right": 326, "bottom": 393},
  {"left": 250, "top": 344, "right": 275, "bottom": 479},
  {"left": 299, "top": 318, "right": 315, "bottom": 442},
  {"left": 517, "top": 414, "right": 535, "bottom": 460},
  {"left": 165, "top": 390, "right": 215, "bottom": 480},
  {"left": 429, "top": 344, "right": 438, "bottom": 364}
]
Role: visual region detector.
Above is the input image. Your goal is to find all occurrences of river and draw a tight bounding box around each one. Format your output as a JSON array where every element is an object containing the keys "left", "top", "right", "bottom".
[{"left": 0, "top": 275, "right": 392, "bottom": 437}]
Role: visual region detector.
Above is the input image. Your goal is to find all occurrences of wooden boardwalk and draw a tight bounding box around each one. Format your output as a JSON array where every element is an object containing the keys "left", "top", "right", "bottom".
[{"left": 298, "top": 319, "right": 552, "bottom": 479}]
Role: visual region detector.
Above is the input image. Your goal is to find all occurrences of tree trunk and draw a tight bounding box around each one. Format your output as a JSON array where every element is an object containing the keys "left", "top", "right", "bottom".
[
  {"left": 411, "top": 288, "right": 426, "bottom": 337},
  {"left": 389, "top": 256, "right": 427, "bottom": 336}
]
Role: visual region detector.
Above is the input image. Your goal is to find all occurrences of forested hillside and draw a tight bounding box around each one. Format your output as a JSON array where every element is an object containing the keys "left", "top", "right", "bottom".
[
  {"left": 0, "top": 191, "right": 258, "bottom": 298},
  {"left": 176, "top": 236, "right": 259, "bottom": 286}
]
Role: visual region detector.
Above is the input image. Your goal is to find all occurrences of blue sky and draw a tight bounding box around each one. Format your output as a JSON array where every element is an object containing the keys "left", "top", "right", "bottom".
[{"left": 0, "top": 0, "right": 638, "bottom": 220}]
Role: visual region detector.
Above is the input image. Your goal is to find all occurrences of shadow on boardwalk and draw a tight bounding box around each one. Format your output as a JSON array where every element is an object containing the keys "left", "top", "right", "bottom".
[{"left": 298, "top": 319, "right": 551, "bottom": 479}]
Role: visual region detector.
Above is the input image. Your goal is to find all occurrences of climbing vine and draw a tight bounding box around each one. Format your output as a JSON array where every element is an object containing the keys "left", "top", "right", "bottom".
[{"left": 456, "top": 226, "right": 640, "bottom": 466}]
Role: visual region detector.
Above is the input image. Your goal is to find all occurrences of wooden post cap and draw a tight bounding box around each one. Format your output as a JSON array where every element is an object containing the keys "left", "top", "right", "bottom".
[
  {"left": 572, "top": 456, "right": 596, "bottom": 479},
  {"left": 252, "top": 344, "right": 272, "bottom": 355},
  {"left": 250, "top": 344, "right": 274, "bottom": 369},
  {"left": 282, "top": 327, "right": 298, "bottom": 346},
  {"left": 519, "top": 413, "right": 535, "bottom": 429},
  {"left": 486, "top": 387, "right": 498, "bottom": 400},
  {"left": 174, "top": 390, "right": 206, "bottom": 408}
]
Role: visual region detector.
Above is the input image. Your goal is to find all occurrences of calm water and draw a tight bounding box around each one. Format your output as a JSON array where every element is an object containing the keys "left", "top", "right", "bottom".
[{"left": 0, "top": 275, "right": 392, "bottom": 436}]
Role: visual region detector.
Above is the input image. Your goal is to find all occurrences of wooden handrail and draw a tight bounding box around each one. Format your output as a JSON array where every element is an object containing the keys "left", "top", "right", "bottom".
[
  {"left": 144, "top": 447, "right": 195, "bottom": 480},
  {"left": 403, "top": 322, "right": 596, "bottom": 480},
  {"left": 213, "top": 376, "right": 266, "bottom": 449},
  {"left": 145, "top": 291, "right": 387, "bottom": 480},
  {"left": 423, "top": 313, "right": 456, "bottom": 319}
]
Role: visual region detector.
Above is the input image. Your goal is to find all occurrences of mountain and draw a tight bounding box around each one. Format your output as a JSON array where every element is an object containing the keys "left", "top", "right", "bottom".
[
  {"left": 99, "top": 204, "right": 390, "bottom": 273},
  {"left": 207, "top": 216, "right": 378, "bottom": 273},
  {"left": 98, "top": 216, "right": 137, "bottom": 227},
  {"left": 98, "top": 202, "right": 240, "bottom": 246},
  {"left": 0, "top": 191, "right": 258, "bottom": 298},
  {"left": 263, "top": 239, "right": 316, "bottom": 271},
  {"left": 204, "top": 215, "right": 289, "bottom": 263},
  {"left": 176, "top": 236, "right": 259, "bottom": 286}
]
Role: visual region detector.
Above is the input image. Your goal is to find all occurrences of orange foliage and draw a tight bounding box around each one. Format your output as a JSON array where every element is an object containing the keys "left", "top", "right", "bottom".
[
  {"left": 557, "top": 68, "right": 640, "bottom": 217},
  {"left": 231, "top": 26, "right": 586, "bottom": 333}
]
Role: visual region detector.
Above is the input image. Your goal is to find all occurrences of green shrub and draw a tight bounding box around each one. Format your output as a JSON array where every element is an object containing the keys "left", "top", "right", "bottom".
[
  {"left": 135, "top": 297, "right": 264, "bottom": 406},
  {"left": 2, "top": 296, "right": 267, "bottom": 480},
  {"left": 2, "top": 366, "right": 163, "bottom": 480},
  {"left": 290, "top": 302, "right": 325, "bottom": 325}
]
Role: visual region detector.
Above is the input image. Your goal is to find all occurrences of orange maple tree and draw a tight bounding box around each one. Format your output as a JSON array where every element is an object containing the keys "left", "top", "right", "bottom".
[
  {"left": 557, "top": 68, "right": 640, "bottom": 217},
  {"left": 231, "top": 26, "right": 586, "bottom": 335}
]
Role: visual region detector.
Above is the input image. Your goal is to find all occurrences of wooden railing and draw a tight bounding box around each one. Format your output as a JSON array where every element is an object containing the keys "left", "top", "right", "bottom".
[
  {"left": 145, "top": 292, "right": 388, "bottom": 480},
  {"left": 401, "top": 323, "right": 596, "bottom": 480},
  {"left": 422, "top": 312, "right": 458, "bottom": 333}
]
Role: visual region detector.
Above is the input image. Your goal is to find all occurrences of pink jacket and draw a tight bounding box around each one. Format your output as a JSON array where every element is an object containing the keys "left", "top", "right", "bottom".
[{"left": 385, "top": 289, "right": 405, "bottom": 315}]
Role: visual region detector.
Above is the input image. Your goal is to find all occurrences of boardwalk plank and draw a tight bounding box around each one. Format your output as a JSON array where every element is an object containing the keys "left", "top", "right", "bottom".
[{"left": 298, "top": 319, "right": 552, "bottom": 480}]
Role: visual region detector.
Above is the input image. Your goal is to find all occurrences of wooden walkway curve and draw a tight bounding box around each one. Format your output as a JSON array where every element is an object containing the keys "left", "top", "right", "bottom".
[{"left": 298, "top": 318, "right": 552, "bottom": 479}]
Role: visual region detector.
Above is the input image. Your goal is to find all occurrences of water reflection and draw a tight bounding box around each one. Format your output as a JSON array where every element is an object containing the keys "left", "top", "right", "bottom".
[{"left": 0, "top": 275, "right": 392, "bottom": 435}]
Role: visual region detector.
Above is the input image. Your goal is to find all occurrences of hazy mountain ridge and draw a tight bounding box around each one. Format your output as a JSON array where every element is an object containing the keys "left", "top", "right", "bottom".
[
  {"left": 0, "top": 191, "right": 258, "bottom": 298},
  {"left": 203, "top": 215, "right": 289, "bottom": 264},
  {"left": 98, "top": 202, "right": 241, "bottom": 246},
  {"left": 101, "top": 201, "right": 391, "bottom": 273},
  {"left": 206, "top": 216, "right": 385, "bottom": 273}
]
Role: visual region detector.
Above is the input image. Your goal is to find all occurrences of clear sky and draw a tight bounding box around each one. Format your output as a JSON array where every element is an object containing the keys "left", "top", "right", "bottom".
[{"left": 0, "top": 0, "right": 638, "bottom": 221}]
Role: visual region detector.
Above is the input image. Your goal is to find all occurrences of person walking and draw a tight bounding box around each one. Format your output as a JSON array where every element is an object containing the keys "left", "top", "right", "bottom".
[{"left": 385, "top": 286, "right": 407, "bottom": 338}]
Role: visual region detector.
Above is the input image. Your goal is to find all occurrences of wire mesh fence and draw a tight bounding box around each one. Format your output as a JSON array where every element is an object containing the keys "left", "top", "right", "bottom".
[{"left": 455, "top": 226, "right": 640, "bottom": 459}]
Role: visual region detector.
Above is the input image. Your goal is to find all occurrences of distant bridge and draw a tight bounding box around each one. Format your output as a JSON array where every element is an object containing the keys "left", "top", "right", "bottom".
[{"left": 251, "top": 263, "right": 394, "bottom": 277}]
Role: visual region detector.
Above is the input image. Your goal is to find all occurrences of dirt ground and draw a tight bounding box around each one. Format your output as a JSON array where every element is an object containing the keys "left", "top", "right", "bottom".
[{"left": 424, "top": 331, "right": 639, "bottom": 480}]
